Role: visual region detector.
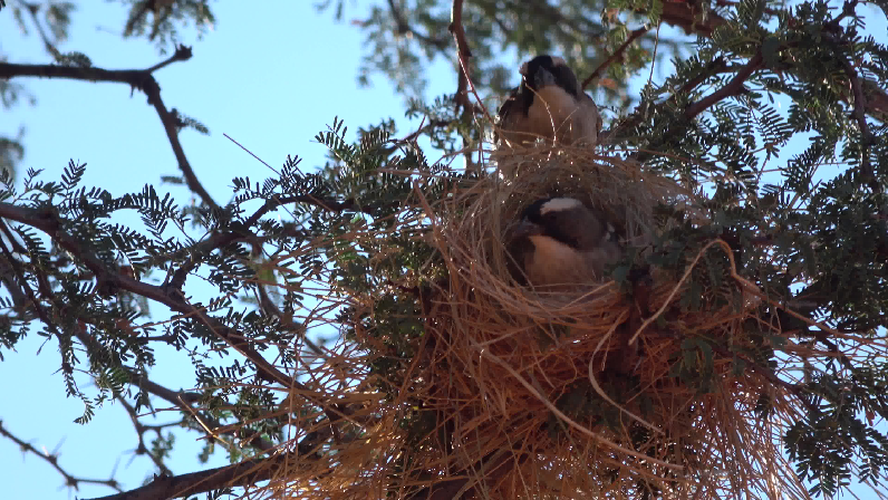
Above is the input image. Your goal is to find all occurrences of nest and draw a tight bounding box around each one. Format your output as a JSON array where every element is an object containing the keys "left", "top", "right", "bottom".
[
  {"left": 397, "top": 144, "right": 809, "bottom": 499},
  {"left": 250, "top": 144, "right": 836, "bottom": 499}
]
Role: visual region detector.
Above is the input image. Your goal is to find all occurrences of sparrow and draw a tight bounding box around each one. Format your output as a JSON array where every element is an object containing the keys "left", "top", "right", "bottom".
[
  {"left": 496, "top": 55, "right": 602, "bottom": 147},
  {"left": 508, "top": 197, "right": 621, "bottom": 289}
]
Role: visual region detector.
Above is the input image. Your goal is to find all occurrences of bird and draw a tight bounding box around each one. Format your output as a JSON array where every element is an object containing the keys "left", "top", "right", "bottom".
[
  {"left": 496, "top": 55, "right": 602, "bottom": 148},
  {"left": 507, "top": 197, "right": 621, "bottom": 289}
]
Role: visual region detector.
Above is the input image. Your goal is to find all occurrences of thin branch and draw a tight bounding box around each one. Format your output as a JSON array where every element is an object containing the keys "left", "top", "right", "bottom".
[
  {"left": 166, "top": 193, "right": 378, "bottom": 290},
  {"left": 582, "top": 26, "right": 650, "bottom": 90},
  {"left": 834, "top": 43, "right": 879, "bottom": 196},
  {"left": 386, "top": 0, "right": 449, "bottom": 49},
  {"left": 0, "top": 419, "right": 122, "bottom": 492},
  {"left": 0, "top": 202, "right": 345, "bottom": 422},
  {"left": 685, "top": 52, "right": 763, "bottom": 119},
  {"left": 14, "top": 0, "right": 62, "bottom": 58},
  {"left": 73, "top": 325, "right": 276, "bottom": 453},
  {"left": 0, "top": 45, "right": 219, "bottom": 210},
  {"left": 603, "top": 56, "right": 728, "bottom": 142},
  {"left": 633, "top": 0, "right": 888, "bottom": 123},
  {"left": 449, "top": 0, "right": 473, "bottom": 115},
  {"left": 448, "top": 0, "right": 492, "bottom": 175},
  {"left": 115, "top": 396, "right": 176, "bottom": 477},
  {"left": 448, "top": 0, "right": 492, "bottom": 123}
]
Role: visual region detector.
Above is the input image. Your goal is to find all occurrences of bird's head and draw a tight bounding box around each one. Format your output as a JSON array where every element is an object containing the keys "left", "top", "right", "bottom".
[
  {"left": 519, "top": 55, "right": 581, "bottom": 97},
  {"left": 513, "top": 197, "right": 589, "bottom": 249}
]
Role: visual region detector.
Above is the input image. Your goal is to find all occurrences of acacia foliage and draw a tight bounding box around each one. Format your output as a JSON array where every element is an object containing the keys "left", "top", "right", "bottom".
[{"left": 0, "top": 0, "right": 888, "bottom": 498}]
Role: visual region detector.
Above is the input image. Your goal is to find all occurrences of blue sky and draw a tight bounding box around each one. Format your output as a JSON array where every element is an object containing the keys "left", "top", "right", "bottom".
[
  {"left": 0, "top": 1, "right": 886, "bottom": 499},
  {"left": 0, "top": 2, "right": 455, "bottom": 498}
]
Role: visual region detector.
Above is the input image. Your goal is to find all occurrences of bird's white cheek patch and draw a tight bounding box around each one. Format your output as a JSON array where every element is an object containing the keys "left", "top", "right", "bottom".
[{"left": 540, "top": 197, "right": 583, "bottom": 215}]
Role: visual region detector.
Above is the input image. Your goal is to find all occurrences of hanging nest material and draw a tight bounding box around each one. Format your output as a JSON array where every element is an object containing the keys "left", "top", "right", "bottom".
[{"left": 390, "top": 144, "right": 810, "bottom": 499}]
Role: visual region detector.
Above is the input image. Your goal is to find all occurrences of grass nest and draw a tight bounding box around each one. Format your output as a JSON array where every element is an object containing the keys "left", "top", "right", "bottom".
[
  {"left": 396, "top": 144, "right": 810, "bottom": 499},
  {"left": 249, "top": 144, "right": 843, "bottom": 500}
]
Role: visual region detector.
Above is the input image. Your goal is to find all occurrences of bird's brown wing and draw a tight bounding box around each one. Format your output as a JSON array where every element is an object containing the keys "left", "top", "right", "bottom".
[
  {"left": 569, "top": 93, "right": 602, "bottom": 145},
  {"left": 496, "top": 86, "right": 551, "bottom": 146}
]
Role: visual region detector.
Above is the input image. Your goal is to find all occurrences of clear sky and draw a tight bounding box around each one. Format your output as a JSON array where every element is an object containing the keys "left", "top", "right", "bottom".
[{"left": 0, "top": 2, "right": 886, "bottom": 499}]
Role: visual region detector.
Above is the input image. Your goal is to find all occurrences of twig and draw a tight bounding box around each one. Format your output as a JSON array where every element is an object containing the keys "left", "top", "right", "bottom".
[
  {"left": 14, "top": 0, "right": 62, "bottom": 58},
  {"left": 0, "top": 202, "right": 346, "bottom": 423},
  {"left": 166, "top": 193, "right": 378, "bottom": 290},
  {"left": 73, "top": 325, "right": 276, "bottom": 452},
  {"left": 0, "top": 419, "right": 121, "bottom": 492},
  {"left": 386, "top": 0, "right": 449, "bottom": 49},
  {"left": 834, "top": 46, "right": 879, "bottom": 196},
  {"left": 223, "top": 133, "right": 278, "bottom": 175},
  {"left": 0, "top": 45, "right": 219, "bottom": 210},
  {"left": 603, "top": 56, "right": 728, "bottom": 141},
  {"left": 685, "top": 52, "right": 763, "bottom": 119},
  {"left": 448, "top": 0, "right": 492, "bottom": 124},
  {"left": 115, "top": 396, "right": 176, "bottom": 476},
  {"left": 582, "top": 26, "right": 650, "bottom": 90}
]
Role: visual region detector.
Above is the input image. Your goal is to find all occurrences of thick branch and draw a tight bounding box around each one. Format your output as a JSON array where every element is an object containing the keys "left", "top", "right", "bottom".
[
  {"left": 0, "top": 46, "right": 219, "bottom": 209},
  {"left": 85, "top": 452, "right": 298, "bottom": 500}
]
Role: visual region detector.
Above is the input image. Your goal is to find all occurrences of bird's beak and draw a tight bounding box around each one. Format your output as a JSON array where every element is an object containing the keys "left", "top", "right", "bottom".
[{"left": 510, "top": 219, "right": 544, "bottom": 240}]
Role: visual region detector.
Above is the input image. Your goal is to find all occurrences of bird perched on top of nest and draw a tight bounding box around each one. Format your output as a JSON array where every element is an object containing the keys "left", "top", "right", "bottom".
[
  {"left": 508, "top": 197, "right": 621, "bottom": 290},
  {"left": 496, "top": 55, "right": 602, "bottom": 148}
]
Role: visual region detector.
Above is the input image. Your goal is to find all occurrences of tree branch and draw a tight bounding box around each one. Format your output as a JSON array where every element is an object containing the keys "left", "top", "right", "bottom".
[
  {"left": 85, "top": 452, "right": 296, "bottom": 500},
  {"left": 72, "top": 324, "right": 277, "bottom": 453},
  {"left": 0, "top": 202, "right": 345, "bottom": 420},
  {"left": 166, "top": 193, "right": 377, "bottom": 290},
  {"left": 0, "top": 45, "right": 219, "bottom": 210},
  {"left": 85, "top": 419, "right": 339, "bottom": 500},
  {"left": 833, "top": 40, "right": 880, "bottom": 197},
  {"left": 582, "top": 26, "right": 650, "bottom": 90},
  {"left": 449, "top": 0, "right": 473, "bottom": 115},
  {"left": 602, "top": 56, "right": 729, "bottom": 142},
  {"left": 643, "top": 0, "right": 888, "bottom": 123},
  {"left": 386, "top": 0, "right": 449, "bottom": 49},
  {"left": 115, "top": 396, "right": 177, "bottom": 477},
  {"left": 0, "top": 419, "right": 122, "bottom": 492},
  {"left": 685, "top": 52, "right": 763, "bottom": 119}
]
